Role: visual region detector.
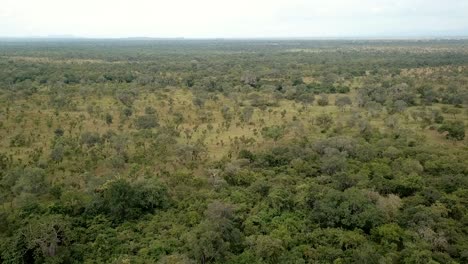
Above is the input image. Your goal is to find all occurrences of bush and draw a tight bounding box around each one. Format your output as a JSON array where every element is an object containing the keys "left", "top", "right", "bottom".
[
  {"left": 87, "top": 179, "right": 168, "bottom": 223},
  {"left": 80, "top": 132, "right": 102, "bottom": 146},
  {"left": 309, "top": 187, "right": 383, "bottom": 231},
  {"left": 317, "top": 94, "right": 329, "bottom": 106},
  {"left": 135, "top": 114, "right": 159, "bottom": 129},
  {"left": 438, "top": 121, "right": 465, "bottom": 141},
  {"left": 10, "top": 134, "right": 28, "bottom": 147}
]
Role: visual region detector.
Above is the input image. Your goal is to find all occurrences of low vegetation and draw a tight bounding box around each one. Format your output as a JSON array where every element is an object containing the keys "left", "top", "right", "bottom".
[{"left": 0, "top": 39, "right": 467, "bottom": 263}]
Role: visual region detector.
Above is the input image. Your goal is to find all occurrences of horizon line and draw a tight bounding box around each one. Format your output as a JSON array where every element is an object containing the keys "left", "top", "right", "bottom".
[{"left": 1, "top": 35, "right": 468, "bottom": 41}]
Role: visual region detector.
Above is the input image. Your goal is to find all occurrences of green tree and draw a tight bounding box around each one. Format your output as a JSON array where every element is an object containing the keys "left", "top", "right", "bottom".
[
  {"left": 248, "top": 235, "right": 284, "bottom": 264},
  {"left": 261, "top": 126, "right": 285, "bottom": 142},
  {"left": 309, "top": 188, "right": 383, "bottom": 231},
  {"left": 87, "top": 179, "right": 168, "bottom": 223},
  {"left": 21, "top": 214, "right": 72, "bottom": 261},
  {"left": 438, "top": 121, "right": 465, "bottom": 141},
  {"left": 135, "top": 114, "right": 159, "bottom": 129},
  {"left": 187, "top": 201, "right": 241, "bottom": 264}
]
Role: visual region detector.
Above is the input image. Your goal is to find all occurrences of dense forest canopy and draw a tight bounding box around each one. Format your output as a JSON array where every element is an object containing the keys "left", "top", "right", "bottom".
[{"left": 0, "top": 39, "right": 467, "bottom": 263}]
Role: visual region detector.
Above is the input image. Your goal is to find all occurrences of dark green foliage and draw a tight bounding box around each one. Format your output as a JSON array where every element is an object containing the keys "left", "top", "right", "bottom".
[
  {"left": 135, "top": 114, "right": 159, "bottom": 129},
  {"left": 0, "top": 214, "right": 72, "bottom": 264},
  {"left": 438, "top": 121, "right": 465, "bottom": 141},
  {"left": 1, "top": 167, "right": 48, "bottom": 196},
  {"left": 187, "top": 201, "right": 241, "bottom": 263},
  {"left": 54, "top": 128, "right": 64, "bottom": 137},
  {"left": 238, "top": 149, "right": 255, "bottom": 162},
  {"left": 87, "top": 179, "right": 168, "bottom": 223},
  {"left": 308, "top": 187, "right": 383, "bottom": 231}
]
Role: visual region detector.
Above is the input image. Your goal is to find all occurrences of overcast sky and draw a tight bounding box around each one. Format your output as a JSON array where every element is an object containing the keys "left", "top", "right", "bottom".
[{"left": 1, "top": 0, "right": 468, "bottom": 38}]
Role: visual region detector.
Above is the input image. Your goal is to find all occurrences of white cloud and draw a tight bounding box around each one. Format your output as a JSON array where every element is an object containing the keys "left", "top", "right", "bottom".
[{"left": 0, "top": 0, "right": 467, "bottom": 37}]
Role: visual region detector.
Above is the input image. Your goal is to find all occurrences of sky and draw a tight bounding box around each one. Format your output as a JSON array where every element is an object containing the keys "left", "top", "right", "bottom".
[{"left": 1, "top": 0, "right": 468, "bottom": 38}]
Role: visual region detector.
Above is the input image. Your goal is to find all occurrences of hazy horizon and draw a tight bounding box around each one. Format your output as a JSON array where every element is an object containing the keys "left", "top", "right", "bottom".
[{"left": 1, "top": 0, "right": 468, "bottom": 38}]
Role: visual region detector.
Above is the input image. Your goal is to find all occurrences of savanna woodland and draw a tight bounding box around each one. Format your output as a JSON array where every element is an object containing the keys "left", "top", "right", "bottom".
[{"left": 0, "top": 39, "right": 467, "bottom": 264}]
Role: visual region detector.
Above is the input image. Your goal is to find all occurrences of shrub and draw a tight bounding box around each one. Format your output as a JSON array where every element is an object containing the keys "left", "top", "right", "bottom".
[{"left": 135, "top": 114, "right": 159, "bottom": 129}]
